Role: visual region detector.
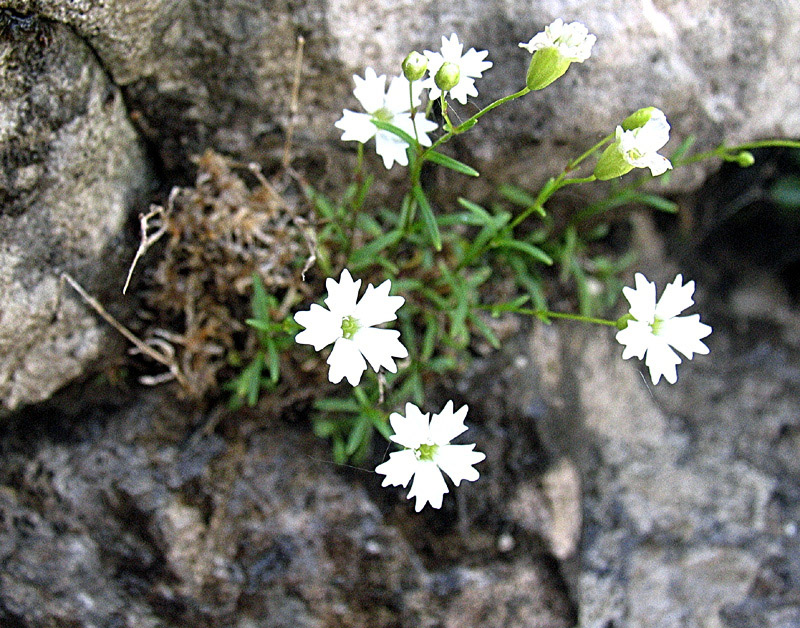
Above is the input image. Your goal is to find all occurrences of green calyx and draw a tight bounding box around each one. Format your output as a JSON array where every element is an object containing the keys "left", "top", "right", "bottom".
[
  {"left": 594, "top": 143, "right": 635, "bottom": 181},
  {"left": 622, "top": 107, "right": 657, "bottom": 131},
  {"left": 434, "top": 61, "right": 461, "bottom": 92},
  {"left": 525, "top": 47, "right": 572, "bottom": 91},
  {"left": 415, "top": 443, "right": 439, "bottom": 461},
  {"left": 615, "top": 313, "right": 634, "bottom": 331},
  {"left": 402, "top": 51, "right": 428, "bottom": 82},
  {"left": 341, "top": 315, "right": 360, "bottom": 339}
]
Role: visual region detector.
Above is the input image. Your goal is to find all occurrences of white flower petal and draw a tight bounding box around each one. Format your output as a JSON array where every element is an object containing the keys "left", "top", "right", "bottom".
[
  {"left": 353, "top": 279, "right": 404, "bottom": 327},
  {"left": 326, "top": 337, "right": 367, "bottom": 386},
  {"left": 616, "top": 320, "right": 654, "bottom": 361},
  {"left": 384, "top": 74, "right": 420, "bottom": 113},
  {"left": 334, "top": 110, "right": 377, "bottom": 144},
  {"left": 654, "top": 274, "right": 694, "bottom": 320},
  {"left": 423, "top": 34, "right": 490, "bottom": 104},
  {"left": 434, "top": 444, "right": 485, "bottom": 486},
  {"left": 644, "top": 336, "right": 682, "bottom": 385},
  {"left": 389, "top": 403, "right": 430, "bottom": 449},
  {"left": 374, "top": 130, "right": 409, "bottom": 169},
  {"left": 375, "top": 449, "right": 418, "bottom": 487},
  {"left": 294, "top": 304, "right": 343, "bottom": 351},
  {"left": 428, "top": 401, "right": 469, "bottom": 445},
  {"left": 407, "top": 460, "right": 448, "bottom": 511},
  {"left": 352, "top": 327, "right": 408, "bottom": 373},
  {"left": 324, "top": 269, "right": 361, "bottom": 316},
  {"left": 460, "top": 47, "right": 492, "bottom": 77},
  {"left": 519, "top": 19, "right": 595, "bottom": 62},
  {"left": 448, "top": 77, "right": 479, "bottom": 105},
  {"left": 352, "top": 67, "right": 385, "bottom": 113},
  {"left": 616, "top": 273, "right": 711, "bottom": 385},
  {"left": 623, "top": 272, "right": 657, "bottom": 324},
  {"left": 439, "top": 33, "right": 464, "bottom": 62},
  {"left": 657, "top": 315, "right": 712, "bottom": 359}
]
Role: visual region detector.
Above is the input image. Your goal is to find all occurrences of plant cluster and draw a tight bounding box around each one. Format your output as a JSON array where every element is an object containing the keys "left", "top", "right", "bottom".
[{"left": 139, "top": 19, "right": 798, "bottom": 512}]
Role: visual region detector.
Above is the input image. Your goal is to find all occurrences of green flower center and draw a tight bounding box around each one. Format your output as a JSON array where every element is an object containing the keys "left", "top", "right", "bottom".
[
  {"left": 650, "top": 317, "right": 664, "bottom": 335},
  {"left": 341, "top": 315, "right": 360, "bottom": 340},
  {"left": 372, "top": 107, "right": 393, "bottom": 123},
  {"left": 415, "top": 443, "right": 439, "bottom": 461}
]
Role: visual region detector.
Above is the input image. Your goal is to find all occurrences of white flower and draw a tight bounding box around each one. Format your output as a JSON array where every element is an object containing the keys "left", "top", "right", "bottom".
[
  {"left": 294, "top": 270, "right": 408, "bottom": 386},
  {"left": 616, "top": 273, "right": 712, "bottom": 385},
  {"left": 375, "top": 401, "right": 486, "bottom": 512},
  {"left": 423, "top": 34, "right": 492, "bottom": 105},
  {"left": 519, "top": 18, "right": 596, "bottom": 62},
  {"left": 616, "top": 108, "right": 673, "bottom": 176},
  {"left": 334, "top": 68, "right": 438, "bottom": 169}
]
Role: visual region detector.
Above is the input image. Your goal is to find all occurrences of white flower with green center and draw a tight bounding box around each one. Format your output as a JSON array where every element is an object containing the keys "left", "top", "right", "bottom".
[
  {"left": 595, "top": 108, "right": 673, "bottom": 179},
  {"left": 294, "top": 270, "right": 408, "bottom": 386},
  {"left": 519, "top": 18, "right": 596, "bottom": 62},
  {"left": 375, "top": 401, "right": 486, "bottom": 512},
  {"left": 616, "top": 108, "right": 673, "bottom": 175},
  {"left": 422, "top": 34, "right": 492, "bottom": 105},
  {"left": 334, "top": 67, "right": 438, "bottom": 169},
  {"left": 519, "top": 19, "right": 596, "bottom": 90},
  {"left": 616, "top": 273, "right": 712, "bottom": 385}
]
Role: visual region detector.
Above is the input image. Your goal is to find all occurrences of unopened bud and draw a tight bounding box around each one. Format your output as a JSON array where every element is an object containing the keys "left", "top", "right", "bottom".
[
  {"left": 736, "top": 151, "right": 755, "bottom": 167},
  {"left": 622, "top": 107, "right": 658, "bottom": 131},
  {"left": 402, "top": 51, "right": 428, "bottom": 82},
  {"left": 434, "top": 61, "right": 461, "bottom": 93},
  {"left": 525, "top": 47, "right": 571, "bottom": 91}
]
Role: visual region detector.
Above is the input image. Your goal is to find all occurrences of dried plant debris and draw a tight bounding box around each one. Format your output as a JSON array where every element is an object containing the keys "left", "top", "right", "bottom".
[{"left": 139, "top": 149, "right": 312, "bottom": 398}]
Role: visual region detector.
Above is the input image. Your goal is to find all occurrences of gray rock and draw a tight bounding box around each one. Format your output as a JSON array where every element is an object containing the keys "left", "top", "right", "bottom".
[
  {"left": 0, "top": 14, "right": 152, "bottom": 412},
  {"left": 6, "top": 0, "right": 800, "bottom": 183},
  {"left": 0, "top": 391, "right": 574, "bottom": 627},
  {"left": 520, "top": 264, "right": 800, "bottom": 628}
]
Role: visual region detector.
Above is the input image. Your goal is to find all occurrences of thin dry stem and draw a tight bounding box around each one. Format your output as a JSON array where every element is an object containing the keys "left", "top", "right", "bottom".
[
  {"left": 123, "top": 188, "right": 177, "bottom": 294},
  {"left": 281, "top": 34, "right": 305, "bottom": 170},
  {"left": 61, "top": 272, "right": 189, "bottom": 388}
]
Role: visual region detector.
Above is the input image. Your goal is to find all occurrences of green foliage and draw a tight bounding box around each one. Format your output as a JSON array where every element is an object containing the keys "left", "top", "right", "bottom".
[{"left": 226, "top": 274, "right": 297, "bottom": 410}]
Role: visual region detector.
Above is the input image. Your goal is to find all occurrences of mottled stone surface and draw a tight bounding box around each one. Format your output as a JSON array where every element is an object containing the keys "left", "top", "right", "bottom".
[
  {"left": 0, "top": 388, "right": 574, "bottom": 627},
  {"left": 516, "top": 213, "right": 800, "bottom": 628},
  {"left": 0, "top": 14, "right": 152, "bottom": 412}
]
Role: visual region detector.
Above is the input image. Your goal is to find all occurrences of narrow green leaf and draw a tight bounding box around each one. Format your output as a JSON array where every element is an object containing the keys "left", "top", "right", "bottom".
[
  {"left": 348, "top": 229, "right": 403, "bottom": 269},
  {"left": 457, "top": 198, "right": 493, "bottom": 224},
  {"left": 412, "top": 185, "right": 442, "bottom": 251},
  {"left": 246, "top": 353, "right": 265, "bottom": 407},
  {"left": 314, "top": 398, "right": 361, "bottom": 412},
  {"left": 468, "top": 311, "right": 500, "bottom": 349},
  {"left": 493, "top": 239, "right": 553, "bottom": 265},
  {"left": 498, "top": 184, "right": 537, "bottom": 208},
  {"left": 264, "top": 336, "right": 280, "bottom": 384},
  {"left": 370, "top": 119, "right": 416, "bottom": 146},
  {"left": 425, "top": 151, "right": 480, "bottom": 177},
  {"left": 629, "top": 192, "right": 678, "bottom": 213},
  {"left": 346, "top": 415, "right": 371, "bottom": 456}
]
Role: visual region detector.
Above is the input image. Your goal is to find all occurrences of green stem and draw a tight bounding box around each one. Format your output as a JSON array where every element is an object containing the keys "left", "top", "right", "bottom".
[
  {"left": 510, "top": 307, "right": 618, "bottom": 326},
  {"left": 676, "top": 139, "right": 800, "bottom": 167},
  {"left": 508, "top": 135, "right": 612, "bottom": 231},
  {"left": 409, "top": 81, "right": 420, "bottom": 145},
  {"left": 410, "top": 86, "right": 531, "bottom": 186}
]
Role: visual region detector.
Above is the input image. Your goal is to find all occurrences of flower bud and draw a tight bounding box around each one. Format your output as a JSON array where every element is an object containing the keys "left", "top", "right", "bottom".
[
  {"left": 525, "top": 47, "right": 572, "bottom": 91},
  {"left": 594, "top": 142, "right": 634, "bottom": 181},
  {"left": 735, "top": 151, "right": 755, "bottom": 167},
  {"left": 622, "top": 107, "right": 658, "bottom": 131},
  {"left": 434, "top": 61, "right": 461, "bottom": 93},
  {"left": 402, "top": 51, "right": 428, "bottom": 82}
]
